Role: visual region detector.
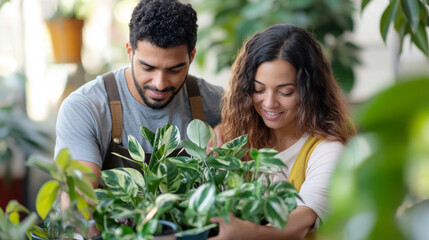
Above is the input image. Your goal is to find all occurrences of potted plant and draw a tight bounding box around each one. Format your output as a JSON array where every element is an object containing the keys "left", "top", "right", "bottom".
[
  {"left": 0, "top": 200, "right": 38, "bottom": 240},
  {"left": 41, "top": 0, "right": 92, "bottom": 63},
  {"left": 105, "top": 119, "right": 300, "bottom": 239},
  {"left": 26, "top": 148, "right": 98, "bottom": 240},
  {"left": 94, "top": 167, "right": 180, "bottom": 239}
]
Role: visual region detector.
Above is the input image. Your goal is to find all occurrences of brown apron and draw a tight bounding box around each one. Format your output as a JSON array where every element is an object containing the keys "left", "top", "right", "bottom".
[{"left": 101, "top": 72, "right": 205, "bottom": 173}]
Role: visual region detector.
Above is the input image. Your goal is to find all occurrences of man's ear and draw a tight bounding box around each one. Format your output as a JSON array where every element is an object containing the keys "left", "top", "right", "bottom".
[
  {"left": 189, "top": 48, "right": 196, "bottom": 63},
  {"left": 126, "top": 42, "right": 133, "bottom": 61}
]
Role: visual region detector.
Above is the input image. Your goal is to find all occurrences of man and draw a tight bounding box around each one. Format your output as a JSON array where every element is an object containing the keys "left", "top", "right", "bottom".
[{"left": 54, "top": 0, "right": 223, "bottom": 189}]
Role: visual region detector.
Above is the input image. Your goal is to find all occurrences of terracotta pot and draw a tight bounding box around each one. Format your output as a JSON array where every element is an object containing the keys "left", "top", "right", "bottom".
[{"left": 46, "top": 18, "right": 84, "bottom": 63}]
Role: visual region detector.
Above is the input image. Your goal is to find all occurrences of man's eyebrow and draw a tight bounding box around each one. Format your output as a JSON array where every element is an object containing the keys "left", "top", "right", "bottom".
[
  {"left": 137, "top": 59, "right": 187, "bottom": 69},
  {"left": 138, "top": 59, "right": 155, "bottom": 68},
  {"left": 254, "top": 80, "right": 295, "bottom": 87}
]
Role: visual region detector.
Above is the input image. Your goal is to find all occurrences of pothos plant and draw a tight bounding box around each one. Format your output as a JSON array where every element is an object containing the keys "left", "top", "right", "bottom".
[
  {"left": 26, "top": 148, "right": 98, "bottom": 239},
  {"left": 97, "top": 119, "right": 300, "bottom": 238}
]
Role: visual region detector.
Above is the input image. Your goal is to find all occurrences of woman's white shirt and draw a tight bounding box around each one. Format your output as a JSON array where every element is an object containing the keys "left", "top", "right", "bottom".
[{"left": 272, "top": 133, "right": 344, "bottom": 229}]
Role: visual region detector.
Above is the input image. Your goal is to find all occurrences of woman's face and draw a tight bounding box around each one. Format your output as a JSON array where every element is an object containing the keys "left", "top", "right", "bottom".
[{"left": 252, "top": 59, "right": 298, "bottom": 134}]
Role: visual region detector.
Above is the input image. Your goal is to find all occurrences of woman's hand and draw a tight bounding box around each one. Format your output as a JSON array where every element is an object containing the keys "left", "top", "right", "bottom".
[{"left": 208, "top": 213, "right": 259, "bottom": 240}]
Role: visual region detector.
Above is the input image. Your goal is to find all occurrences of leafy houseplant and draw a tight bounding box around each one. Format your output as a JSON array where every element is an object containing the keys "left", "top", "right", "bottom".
[
  {"left": 26, "top": 148, "right": 98, "bottom": 240},
  {"left": 99, "top": 119, "right": 300, "bottom": 239},
  {"left": 0, "top": 200, "right": 38, "bottom": 240}
]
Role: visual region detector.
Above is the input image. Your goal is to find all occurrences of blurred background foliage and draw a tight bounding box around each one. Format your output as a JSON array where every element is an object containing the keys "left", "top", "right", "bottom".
[
  {"left": 362, "top": 0, "right": 429, "bottom": 56},
  {"left": 193, "top": 0, "right": 360, "bottom": 93},
  {"left": 322, "top": 76, "right": 429, "bottom": 240}
]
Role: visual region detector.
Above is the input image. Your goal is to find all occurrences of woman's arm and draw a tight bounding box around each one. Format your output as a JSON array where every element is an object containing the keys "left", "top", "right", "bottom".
[{"left": 209, "top": 206, "right": 317, "bottom": 240}]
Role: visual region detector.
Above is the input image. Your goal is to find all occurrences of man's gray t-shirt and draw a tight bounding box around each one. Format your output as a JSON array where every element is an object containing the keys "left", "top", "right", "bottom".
[{"left": 54, "top": 67, "right": 223, "bottom": 167}]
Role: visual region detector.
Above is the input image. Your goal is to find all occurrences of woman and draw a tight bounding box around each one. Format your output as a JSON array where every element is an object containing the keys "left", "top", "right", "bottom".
[{"left": 211, "top": 24, "right": 355, "bottom": 239}]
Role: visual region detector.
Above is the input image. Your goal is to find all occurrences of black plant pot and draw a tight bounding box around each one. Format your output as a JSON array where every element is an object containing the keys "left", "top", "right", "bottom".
[{"left": 154, "top": 220, "right": 178, "bottom": 240}]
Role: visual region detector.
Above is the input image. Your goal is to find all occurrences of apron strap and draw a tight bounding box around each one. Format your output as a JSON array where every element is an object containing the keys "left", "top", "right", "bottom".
[
  {"left": 186, "top": 75, "right": 205, "bottom": 122},
  {"left": 103, "top": 72, "right": 123, "bottom": 145},
  {"left": 288, "top": 136, "right": 322, "bottom": 240}
]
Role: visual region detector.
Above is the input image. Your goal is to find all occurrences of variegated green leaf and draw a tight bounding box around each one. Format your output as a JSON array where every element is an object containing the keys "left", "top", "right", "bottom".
[
  {"left": 158, "top": 161, "right": 181, "bottom": 193},
  {"left": 188, "top": 183, "right": 216, "bottom": 213},
  {"left": 160, "top": 124, "right": 181, "bottom": 157},
  {"left": 100, "top": 169, "right": 138, "bottom": 202},
  {"left": 264, "top": 195, "right": 289, "bottom": 230},
  {"left": 36, "top": 180, "right": 60, "bottom": 219},
  {"left": 241, "top": 198, "right": 262, "bottom": 221},
  {"left": 155, "top": 193, "right": 180, "bottom": 216},
  {"left": 140, "top": 125, "right": 155, "bottom": 146},
  {"left": 128, "top": 135, "right": 146, "bottom": 163},
  {"left": 206, "top": 156, "right": 242, "bottom": 170},
  {"left": 187, "top": 119, "right": 212, "bottom": 148}
]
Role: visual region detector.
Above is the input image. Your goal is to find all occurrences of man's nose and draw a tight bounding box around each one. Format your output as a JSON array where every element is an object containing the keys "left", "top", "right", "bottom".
[{"left": 152, "top": 71, "right": 169, "bottom": 91}]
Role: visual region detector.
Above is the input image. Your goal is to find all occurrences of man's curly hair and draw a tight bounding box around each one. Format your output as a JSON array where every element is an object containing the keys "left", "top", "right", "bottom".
[{"left": 129, "top": 0, "right": 198, "bottom": 54}]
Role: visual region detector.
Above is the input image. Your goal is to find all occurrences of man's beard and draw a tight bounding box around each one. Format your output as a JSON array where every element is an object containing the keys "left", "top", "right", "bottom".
[{"left": 131, "top": 62, "right": 186, "bottom": 109}]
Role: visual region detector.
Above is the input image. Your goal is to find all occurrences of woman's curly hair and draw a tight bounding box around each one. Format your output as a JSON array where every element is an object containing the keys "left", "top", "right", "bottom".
[
  {"left": 222, "top": 24, "right": 355, "bottom": 154},
  {"left": 129, "top": 0, "right": 198, "bottom": 54}
]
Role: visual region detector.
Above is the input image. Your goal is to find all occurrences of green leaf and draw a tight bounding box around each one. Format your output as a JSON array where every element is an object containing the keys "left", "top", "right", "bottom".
[
  {"left": 227, "top": 171, "right": 243, "bottom": 189},
  {"left": 154, "top": 193, "right": 180, "bottom": 216},
  {"left": 158, "top": 161, "right": 181, "bottom": 193},
  {"left": 187, "top": 119, "right": 212, "bottom": 148},
  {"left": 410, "top": 23, "right": 429, "bottom": 55},
  {"left": 180, "top": 140, "right": 207, "bottom": 159},
  {"left": 27, "top": 155, "right": 56, "bottom": 175},
  {"left": 140, "top": 126, "right": 155, "bottom": 146},
  {"left": 401, "top": 0, "right": 420, "bottom": 31},
  {"left": 100, "top": 169, "right": 139, "bottom": 202},
  {"left": 361, "top": 0, "right": 372, "bottom": 11},
  {"left": 241, "top": 198, "right": 262, "bottom": 221},
  {"left": 380, "top": 0, "right": 400, "bottom": 42},
  {"left": 76, "top": 196, "right": 90, "bottom": 220},
  {"left": 56, "top": 148, "right": 72, "bottom": 171},
  {"left": 5, "top": 200, "right": 30, "bottom": 216},
  {"left": 147, "top": 175, "right": 165, "bottom": 194},
  {"left": 36, "top": 180, "right": 60, "bottom": 219},
  {"left": 128, "top": 135, "right": 146, "bottom": 163},
  {"left": 188, "top": 183, "right": 216, "bottom": 213},
  {"left": 264, "top": 195, "right": 289, "bottom": 230},
  {"left": 206, "top": 156, "right": 242, "bottom": 170},
  {"left": 221, "top": 134, "right": 248, "bottom": 152},
  {"left": 72, "top": 170, "right": 98, "bottom": 203}
]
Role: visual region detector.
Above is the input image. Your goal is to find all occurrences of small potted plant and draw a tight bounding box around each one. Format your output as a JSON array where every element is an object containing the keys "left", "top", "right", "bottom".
[
  {"left": 26, "top": 148, "right": 98, "bottom": 240},
  {"left": 0, "top": 200, "right": 38, "bottom": 240},
  {"left": 41, "top": 0, "right": 92, "bottom": 63}
]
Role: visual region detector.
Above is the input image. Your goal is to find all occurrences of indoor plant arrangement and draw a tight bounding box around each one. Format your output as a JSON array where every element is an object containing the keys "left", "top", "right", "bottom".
[{"left": 98, "top": 119, "right": 300, "bottom": 239}]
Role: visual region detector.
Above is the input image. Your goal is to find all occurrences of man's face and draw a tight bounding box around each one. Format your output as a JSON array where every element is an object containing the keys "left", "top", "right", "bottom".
[{"left": 126, "top": 40, "right": 195, "bottom": 109}]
